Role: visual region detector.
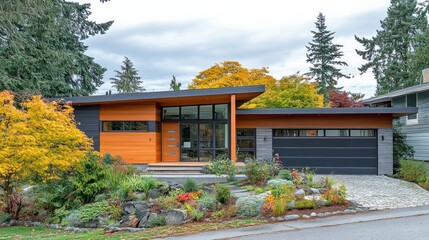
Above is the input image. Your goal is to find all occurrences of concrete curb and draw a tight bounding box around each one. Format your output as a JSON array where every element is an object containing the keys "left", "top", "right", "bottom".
[{"left": 155, "top": 205, "right": 429, "bottom": 240}]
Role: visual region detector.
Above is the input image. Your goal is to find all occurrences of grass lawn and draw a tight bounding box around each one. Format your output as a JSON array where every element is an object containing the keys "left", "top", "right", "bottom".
[{"left": 0, "top": 219, "right": 266, "bottom": 240}]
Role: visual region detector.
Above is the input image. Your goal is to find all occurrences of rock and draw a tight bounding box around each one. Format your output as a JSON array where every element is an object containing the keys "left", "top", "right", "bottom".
[
  {"left": 166, "top": 209, "right": 187, "bottom": 225},
  {"left": 158, "top": 185, "right": 170, "bottom": 195},
  {"left": 122, "top": 201, "right": 152, "bottom": 215},
  {"left": 147, "top": 189, "right": 160, "bottom": 199},
  {"left": 318, "top": 188, "right": 327, "bottom": 194},
  {"left": 309, "top": 188, "right": 320, "bottom": 194},
  {"left": 286, "top": 200, "right": 296, "bottom": 210},
  {"left": 294, "top": 189, "right": 305, "bottom": 199},
  {"left": 356, "top": 208, "right": 364, "bottom": 212},
  {"left": 317, "top": 213, "right": 325, "bottom": 217},
  {"left": 120, "top": 214, "right": 139, "bottom": 228},
  {"left": 349, "top": 199, "right": 358, "bottom": 206},
  {"left": 344, "top": 209, "right": 353, "bottom": 214},
  {"left": 123, "top": 227, "right": 145, "bottom": 232},
  {"left": 284, "top": 214, "right": 300, "bottom": 221},
  {"left": 269, "top": 217, "right": 276, "bottom": 222},
  {"left": 325, "top": 212, "right": 332, "bottom": 216},
  {"left": 276, "top": 217, "right": 284, "bottom": 221},
  {"left": 104, "top": 226, "right": 122, "bottom": 233},
  {"left": 310, "top": 212, "right": 317, "bottom": 217},
  {"left": 302, "top": 215, "right": 311, "bottom": 219},
  {"left": 135, "top": 192, "right": 147, "bottom": 200},
  {"left": 36, "top": 210, "right": 49, "bottom": 222},
  {"left": 9, "top": 220, "right": 18, "bottom": 226},
  {"left": 137, "top": 210, "right": 151, "bottom": 228}
]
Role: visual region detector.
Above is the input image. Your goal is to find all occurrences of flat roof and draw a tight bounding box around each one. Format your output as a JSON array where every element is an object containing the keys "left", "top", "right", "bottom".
[
  {"left": 236, "top": 107, "right": 418, "bottom": 117},
  {"left": 364, "top": 82, "right": 429, "bottom": 105},
  {"left": 56, "top": 85, "right": 265, "bottom": 105}
]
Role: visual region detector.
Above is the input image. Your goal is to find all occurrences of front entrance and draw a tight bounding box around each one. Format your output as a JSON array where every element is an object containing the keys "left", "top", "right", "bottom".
[{"left": 161, "top": 122, "right": 180, "bottom": 162}]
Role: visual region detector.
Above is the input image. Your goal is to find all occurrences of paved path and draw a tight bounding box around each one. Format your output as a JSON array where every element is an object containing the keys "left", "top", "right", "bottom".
[{"left": 321, "top": 175, "right": 429, "bottom": 210}]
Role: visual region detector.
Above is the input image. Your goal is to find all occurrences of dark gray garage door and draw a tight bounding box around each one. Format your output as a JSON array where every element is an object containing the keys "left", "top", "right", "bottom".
[{"left": 272, "top": 129, "right": 378, "bottom": 175}]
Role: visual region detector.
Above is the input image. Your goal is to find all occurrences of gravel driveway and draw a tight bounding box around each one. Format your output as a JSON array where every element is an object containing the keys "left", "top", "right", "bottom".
[{"left": 317, "top": 175, "right": 429, "bottom": 210}]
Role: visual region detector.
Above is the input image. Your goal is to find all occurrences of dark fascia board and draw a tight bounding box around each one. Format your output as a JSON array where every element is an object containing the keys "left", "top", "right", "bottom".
[
  {"left": 236, "top": 107, "right": 418, "bottom": 117},
  {"left": 53, "top": 85, "right": 265, "bottom": 104},
  {"left": 364, "top": 82, "right": 429, "bottom": 104}
]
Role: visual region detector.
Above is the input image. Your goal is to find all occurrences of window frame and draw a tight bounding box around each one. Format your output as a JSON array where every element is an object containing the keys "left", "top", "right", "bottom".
[
  {"left": 102, "top": 121, "right": 149, "bottom": 132},
  {"left": 406, "top": 94, "right": 418, "bottom": 125},
  {"left": 236, "top": 128, "right": 256, "bottom": 162}
]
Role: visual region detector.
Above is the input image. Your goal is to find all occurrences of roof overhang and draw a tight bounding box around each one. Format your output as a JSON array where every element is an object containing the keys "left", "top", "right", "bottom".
[
  {"left": 364, "top": 82, "right": 429, "bottom": 105},
  {"left": 54, "top": 85, "right": 265, "bottom": 107},
  {"left": 236, "top": 107, "right": 418, "bottom": 118}
]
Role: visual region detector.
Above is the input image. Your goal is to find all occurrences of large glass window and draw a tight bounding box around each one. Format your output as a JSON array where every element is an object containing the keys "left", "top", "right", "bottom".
[
  {"left": 181, "top": 123, "right": 199, "bottom": 162},
  {"left": 163, "top": 107, "right": 179, "bottom": 119},
  {"left": 325, "top": 130, "right": 349, "bottom": 137},
  {"left": 102, "top": 121, "right": 148, "bottom": 132},
  {"left": 237, "top": 128, "right": 256, "bottom": 162},
  {"left": 215, "top": 124, "right": 228, "bottom": 148},
  {"left": 181, "top": 106, "right": 198, "bottom": 119},
  {"left": 199, "top": 123, "right": 213, "bottom": 148},
  {"left": 215, "top": 104, "right": 228, "bottom": 120},
  {"left": 199, "top": 105, "right": 213, "bottom": 119}
]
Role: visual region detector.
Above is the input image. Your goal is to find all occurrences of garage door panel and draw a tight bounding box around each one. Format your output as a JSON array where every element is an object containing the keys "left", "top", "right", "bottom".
[
  {"left": 273, "top": 138, "right": 377, "bottom": 148},
  {"left": 282, "top": 157, "right": 378, "bottom": 168},
  {"left": 273, "top": 135, "right": 378, "bottom": 175},
  {"left": 276, "top": 148, "right": 377, "bottom": 158}
]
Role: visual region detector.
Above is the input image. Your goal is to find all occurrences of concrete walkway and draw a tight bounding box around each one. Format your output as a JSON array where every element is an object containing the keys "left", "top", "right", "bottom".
[
  {"left": 323, "top": 175, "right": 429, "bottom": 210},
  {"left": 155, "top": 206, "right": 429, "bottom": 240}
]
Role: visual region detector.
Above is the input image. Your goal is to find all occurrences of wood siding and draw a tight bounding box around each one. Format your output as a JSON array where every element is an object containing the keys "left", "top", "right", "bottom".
[
  {"left": 393, "top": 91, "right": 429, "bottom": 160},
  {"left": 236, "top": 114, "right": 392, "bottom": 129},
  {"left": 100, "top": 132, "right": 160, "bottom": 164},
  {"left": 100, "top": 102, "right": 158, "bottom": 121}
]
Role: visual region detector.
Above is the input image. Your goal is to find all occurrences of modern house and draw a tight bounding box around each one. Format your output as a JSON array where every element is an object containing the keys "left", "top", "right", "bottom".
[
  {"left": 364, "top": 70, "right": 429, "bottom": 161},
  {"left": 64, "top": 85, "right": 417, "bottom": 175}
]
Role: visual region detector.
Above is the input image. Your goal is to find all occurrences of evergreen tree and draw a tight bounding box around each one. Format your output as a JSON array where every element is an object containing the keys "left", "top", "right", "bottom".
[
  {"left": 110, "top": 57, "right": 144, "bottom": 93},
  {"left": 306, "top": 12, "right": 349, "bottom": 106},
  {"left": 356, "top": 0, "right": 428, "bottom": 95},
  {"left": 0, "top": 0, "right": 112, "bottom": 97},
  {"left": 170, "top": 75, "right": 182, "bottom": 91}
]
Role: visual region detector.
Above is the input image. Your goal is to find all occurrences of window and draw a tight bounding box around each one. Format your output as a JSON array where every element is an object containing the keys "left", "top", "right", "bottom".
[
  {"left": 215, "top": 104, "right": 228, "bottom": 120},
  {"left": 325, "top": 130, "right": 349, "bottom": 137},
  {"left": 163, "top": 107, "right": 179, "bottom": 120},
  {"left": 181, "top": 106, "right": 198, "bottom": 119},
  {"left": 162, "top": 104, "right": 229, "bottom": 120},
  {"left": 199, "top": 105, "right": 213, "bottom": 119},
  {"left": 350, "top": 130, "right": 375, "bottom": 137},
  {"left": 237, "top": 128, "right": 256, "bottom": 162},
  {"left": 102, "top": 121, "right": 148, "bottom": 132},
  {"left": 406, "top": 94, "right": 418, "bottom": 124}
]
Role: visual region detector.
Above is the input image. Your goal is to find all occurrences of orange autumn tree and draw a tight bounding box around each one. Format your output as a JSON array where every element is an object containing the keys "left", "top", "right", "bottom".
[
  {"left": 189, "top": 61, "right": 323, "bottom": 108},
  {"left": 0, "top": 91, "right": 92, "bottom": 216}
]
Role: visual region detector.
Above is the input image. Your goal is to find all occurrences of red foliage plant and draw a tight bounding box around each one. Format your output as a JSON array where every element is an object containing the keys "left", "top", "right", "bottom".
[{"left": 328, "top": 90, "right": 364, "bottom": 108}]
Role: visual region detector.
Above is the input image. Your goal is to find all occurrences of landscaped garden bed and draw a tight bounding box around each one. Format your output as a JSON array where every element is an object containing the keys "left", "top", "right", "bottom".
[{"left": 0, "top": 154, "right": 362, "bottom": 240}]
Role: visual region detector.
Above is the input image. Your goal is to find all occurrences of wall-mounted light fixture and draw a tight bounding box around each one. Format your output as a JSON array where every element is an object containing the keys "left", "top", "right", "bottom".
[{"left": 381, "top": 135, "right": 385, "bottom": 141}]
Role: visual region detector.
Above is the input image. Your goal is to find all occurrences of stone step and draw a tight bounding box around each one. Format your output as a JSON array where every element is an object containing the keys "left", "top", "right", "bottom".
[{"left": 147, "top": 166, "right": 203, "bottom": 171}]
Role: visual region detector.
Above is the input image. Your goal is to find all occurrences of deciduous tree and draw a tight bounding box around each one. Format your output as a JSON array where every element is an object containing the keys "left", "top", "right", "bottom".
[
  {"left": 328, "top": 90, "right": 364, "bottom": 108},
  {"left": 355, "top": 0, "right": 428, "bottom": 95},
  {"left": 0, "top": 0, "right": 112, "bottom": 97},
  {"left": 189, "top": 61, "right": 323, "bottom": 108},
  {"left": 306, "top": 13, "right": 349, "bottom": 105},
  {"left": 0, "top": 91, "right": 93, "bottom": 218},
  {"left": 170, "top": 75, "right": 182, "bottom": 91},
  {"left": 110, "top": 57, "right": 144, "bottom": 93}
]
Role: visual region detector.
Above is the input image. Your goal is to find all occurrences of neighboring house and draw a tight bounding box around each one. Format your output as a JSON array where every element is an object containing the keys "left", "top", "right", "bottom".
[
  {"left": 364, "top": 78, "right": 429, "bottom": 161},
  {"left": 63, "top": 85, "right": 416, "bottom": 175}
]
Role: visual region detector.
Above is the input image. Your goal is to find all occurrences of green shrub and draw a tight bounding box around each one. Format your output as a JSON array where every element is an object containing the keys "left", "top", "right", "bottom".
[
  {"left": 244, "top": 159, "right": 279, "bottom": 185},
  {"left": 337, "top": 185, "right": 347, "bottom": 204},
  {"left": 186, "top": 204, "right": 204, "bottom": 221},
  {"left": 393, "top": 123, "right": 415, "bottom": 171},
  {"left": 147, "top": 215, "right": 166, "bottom": 228},
  {"left": 273, "top": 198, "right": 286, "bottom": 216},
  {"left": 267, "top": 179, "right": 294, "bottom": 189},
  {"left": 198, "top": 195, "right": 218, "bottom": 211},
  {"left": 102, "top": 153, "right": 123, "bottom": 165},
  {"left": 120, "top": 175, "right": 159, "bottom": 200},
  {"left": 236, "top": 195, "right": 264, "bottom": 217},
  {"left": 0, "top": 212, "right": 11, "bottom": 224},
  {"left": 277, "top": 169, "right": 292, "bottom": 180},
  {"left": 71, "top": 153, "right": 108, "bottom": 203},
  {"left": 72, "top": 201, "right": 120, "bottom": 224},
  {"left": 294, "top": 199, "right": 317, "bottom": 209},
  {"left": 216, "top": 185, "right": 231, "bottom": 204},
  {"left": 399, "top": 160, "right": 428, "bottom": 183},
  {"left": 183, "top": 178, "right": 199, "bottom": 192},
  {"left": 206, "top": 156, "right": 237, "bottom": 181}
]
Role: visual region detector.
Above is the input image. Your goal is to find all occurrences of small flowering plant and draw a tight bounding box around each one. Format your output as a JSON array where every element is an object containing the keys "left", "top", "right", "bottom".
[{"left": 176, "top": 190, "right": 203, "bottom": 203}]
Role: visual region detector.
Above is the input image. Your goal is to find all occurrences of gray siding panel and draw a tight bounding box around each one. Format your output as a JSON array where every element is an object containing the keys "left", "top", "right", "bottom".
[
  {"left": 378, "top": 128, "right": 393, "bottom": 175},
  {"left": 256, "top": 128, "right": 272, "bottom": 160},
  {"left": 407, "top": 133, "right": 429, "bottom": 161},
  {"left": 74, "top": 105, "right": 100, "bottom": 151}
]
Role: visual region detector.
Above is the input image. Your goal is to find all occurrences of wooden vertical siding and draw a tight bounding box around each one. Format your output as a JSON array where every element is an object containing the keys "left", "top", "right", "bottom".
[
  {"left": 230, "top": 95, "right": 237, "bottom": 161},
  {"left": 99, "top": 102, "right": 161, "bottom": 164},
  {"left": 236, "top": 114, "right": 393, "bottom": 128}
]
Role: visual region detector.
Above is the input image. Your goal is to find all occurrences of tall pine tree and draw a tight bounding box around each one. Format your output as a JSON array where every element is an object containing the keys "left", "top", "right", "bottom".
[
  {"left": 110, "top": 57, "right": 144, "bottom": 93},
  {"left": 306, "top": 13, "right": 349, "bottom": 106},
  {"left": 0, "top": 0, "right": 112, "bottom": 98},
  {"left": 170, "top": 75, "right": 182, "bottom": 91},
  {"left": 356, "top": 0, "right": 428, "bottom": 95}
]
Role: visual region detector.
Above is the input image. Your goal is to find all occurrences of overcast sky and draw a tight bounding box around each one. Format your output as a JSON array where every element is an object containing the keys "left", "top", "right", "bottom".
[{"left": 77, "top": 0, "right": 391, "bottom": 98}]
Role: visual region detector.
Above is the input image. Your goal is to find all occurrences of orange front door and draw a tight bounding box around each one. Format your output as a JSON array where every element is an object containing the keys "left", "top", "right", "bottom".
[{"left": 162, "top": 122, "right": 180, "bottom": 162}]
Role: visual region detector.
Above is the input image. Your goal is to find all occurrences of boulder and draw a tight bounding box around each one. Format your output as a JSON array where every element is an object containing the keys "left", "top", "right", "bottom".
[
  {"left": 294, "top": 189, "right": 305, "bottom": 199},
  {"left": 286, "top": 200, "right": 296, "bottom": 210},
  {"left": 122, "top": 201, "right": 152, "bottom": 215},
  {"left": 165, "top": 209, "right": 187, "bottom": 225},
  {"left": 309, "top": 188, "right": 320, "bottom": 194},
  {"left": 119, "top": 214, "right": 139, "bottom": 228},
  {"left": 284, "top": 214, "right": 300, "bottom": 221},
  {"left": 136, "top": 210, "right": 150, "bottom": 228},
  {"left": 135, "top": 192, "right": 147, "bottom": 200},
  {"left": 147, "top": 189, "right": 160, "bottom": 199}
]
